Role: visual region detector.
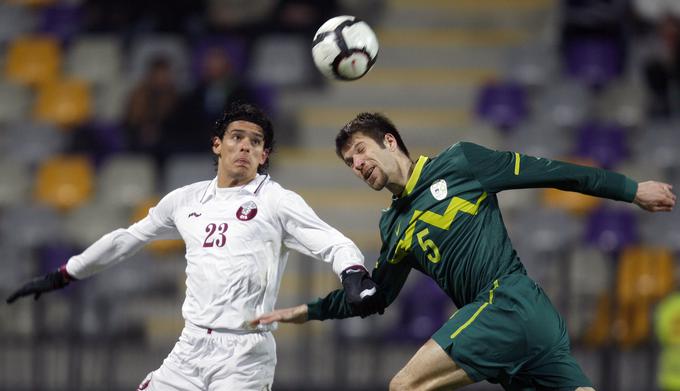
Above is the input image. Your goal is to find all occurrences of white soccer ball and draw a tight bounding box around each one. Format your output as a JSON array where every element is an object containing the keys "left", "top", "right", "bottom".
[{"left": 312, "top": 15, "right": 379, "bottom": 81}]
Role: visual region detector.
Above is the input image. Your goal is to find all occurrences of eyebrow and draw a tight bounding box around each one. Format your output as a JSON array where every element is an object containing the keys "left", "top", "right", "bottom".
[
  {"left": 228, "top": 128, "right": 264, "bottom": 140},
  {"left": 343, "top": 141, "right": 363, "bottom": 166}
]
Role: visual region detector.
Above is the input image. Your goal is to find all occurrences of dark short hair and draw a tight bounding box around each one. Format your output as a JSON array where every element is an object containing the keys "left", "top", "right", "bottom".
[
  {"left": 148, "top": 55, "right": 171, "bottom": 71},
  {"left": 213, "top": 103, "right": 275, "bottom": 174},
  {"left": 335, "top": 112, "right": 410, "bottom": 160}
]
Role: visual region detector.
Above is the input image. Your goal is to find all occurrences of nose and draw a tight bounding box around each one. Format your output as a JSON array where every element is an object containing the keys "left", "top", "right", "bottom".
[
  {"left": 352, "top": 157, "right": 364, "bottom": 172},
  {"left": 239, "top": 138, "right": 251, "bottom": 152}
]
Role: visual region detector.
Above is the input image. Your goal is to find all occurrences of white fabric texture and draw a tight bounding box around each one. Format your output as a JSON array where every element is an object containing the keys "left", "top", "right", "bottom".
[
  {"left": 138, "top": 323, "right": 276, "bottom": 391},
  {"left": 65, "top": 174, "right": 364, "bottom": 331}
]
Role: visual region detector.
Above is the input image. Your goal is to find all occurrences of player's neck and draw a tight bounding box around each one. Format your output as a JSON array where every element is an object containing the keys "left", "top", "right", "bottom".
[
  {"left": 386, "top": 157, "right": 414, "bottom": 196},
  {"left": 217, "top": 172, "right": 257, "bottom": 188}
]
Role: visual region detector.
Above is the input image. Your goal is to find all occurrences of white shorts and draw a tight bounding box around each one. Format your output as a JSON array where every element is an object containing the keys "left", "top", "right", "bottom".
[{"left": 137, "top": 322, "right": 276, "bottom": 391}]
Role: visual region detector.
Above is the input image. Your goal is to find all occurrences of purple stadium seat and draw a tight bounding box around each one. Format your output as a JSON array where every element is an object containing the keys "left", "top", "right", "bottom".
[
  {"left": 90, "top": 121, "right": 125, "bottom": 151},
  {"left": 39, "top": 3, "right": 82, "bottom": 43},
  {"left": 575, "top": 121, "right": 628, "bottom": 169},
  {"left": 191, "top": 37, "right": 248, "bottom": 80},
  {"left": 584, "top": 206, "right": 638, "bottom": 254},
  {"left": 384, "top": 275, "right": 451, "bottom": 343},
  {"left": 68, "top": 121, "right": 125, "bottom": 166},
  {"left": 564, "top": 37, "right": 623, "bottom": 89},
  {"left": 475, "top": 81, "right": 528, "bottom": 131},
  {"left": 40, "top": 243, "right": 76, "bottom": 274},
  {"left": 89, "top": 122, "right": 125, "bottom": 164},
  {"left": 251, "top": 83, "right": 277, "bottom": 116}
]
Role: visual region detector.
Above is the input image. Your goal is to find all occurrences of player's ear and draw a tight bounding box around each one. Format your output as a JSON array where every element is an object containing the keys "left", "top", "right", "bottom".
[
  {"left": 259, "top": 148, "right": 270, "bottom": 165},
  {"left": 212, "top": 136, "right": 222, "bottom": 155},
  {"left": 383, "top": 133, "right": 396, "bottom": 151}
]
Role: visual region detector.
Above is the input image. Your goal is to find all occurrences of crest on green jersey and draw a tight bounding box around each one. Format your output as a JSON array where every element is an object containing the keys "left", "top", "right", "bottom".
[{"left": 430, "top": 179, "right": 448, "bottom": 200}]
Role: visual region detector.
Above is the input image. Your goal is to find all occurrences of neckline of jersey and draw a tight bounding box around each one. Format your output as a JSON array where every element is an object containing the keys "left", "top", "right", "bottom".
[{"left": 401, "top": 156, "right": 428, "bottom": 197}]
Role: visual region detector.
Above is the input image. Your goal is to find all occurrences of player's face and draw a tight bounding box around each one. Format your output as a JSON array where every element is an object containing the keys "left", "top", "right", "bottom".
[
  {"left": 212, "top": 120, "right": 268, "bottom": 186},
  {"left": 341, "top": 132, "right": 399, "bottom": 191}
]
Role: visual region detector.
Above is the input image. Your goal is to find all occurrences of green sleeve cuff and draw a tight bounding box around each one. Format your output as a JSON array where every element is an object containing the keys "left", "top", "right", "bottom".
[
  {"left": 599, "top": 171, "right": 638, "bottom": 203},
  {"left": 622, "top": 177, "right": 638, "bottom": 203},
  {"left": 306, "top": 299, "right": 325, "bottom": 321}
]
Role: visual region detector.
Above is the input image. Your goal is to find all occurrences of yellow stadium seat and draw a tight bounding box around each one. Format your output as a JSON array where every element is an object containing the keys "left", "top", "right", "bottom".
[
  {"left": 131, "top": 198, "right": 185, "bottom": 254},
  {"left": 542, "top": 188, "right": 602, "bottom": 215},
  {"left": 583, "top": 247, "right": 677, "bottom": 348},
  {"left": 615, "top": 246, "right": 677, "bottom": 347},
  {"left": 34, "top": 79, "right": 92, "bottom": 128},
  {"left": 35, "top": 155, "right": 94, "bottom": 211},
  {"left": 541, "top": 157, "right": 602, "bottom": 215},
  {"left": 582, "top": 293, "right": 612, "bottom": 347},
  {"left": 618, "top": 246, "right": 675, "bottom": 305},
  {"left": 5, "top": 36, "right": 61, "bottom": 86}
]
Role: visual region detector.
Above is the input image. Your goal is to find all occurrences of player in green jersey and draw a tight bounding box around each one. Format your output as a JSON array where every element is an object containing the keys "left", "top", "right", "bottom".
[{"left": 252, "top": 113, "right": 676, "bottom": 390}]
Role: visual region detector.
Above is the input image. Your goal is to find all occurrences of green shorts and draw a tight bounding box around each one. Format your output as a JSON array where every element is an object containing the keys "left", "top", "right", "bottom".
[{"left": 432, "top": 273, "right": 592, "bottom": 390}]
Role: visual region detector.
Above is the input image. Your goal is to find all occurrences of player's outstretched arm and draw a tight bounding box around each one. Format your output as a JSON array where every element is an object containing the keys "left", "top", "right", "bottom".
[
  {"left": 251, "top": 304, "right": 309, "bottom": 326},
  {"left": 633, "top": 181, "right": 676, "bottom": 212},
  {"left": 341, "top": 265, "right": 378, "bottom": 306},
  {"left": 6, "top": 266, "right": 75, "bottom": 304}
]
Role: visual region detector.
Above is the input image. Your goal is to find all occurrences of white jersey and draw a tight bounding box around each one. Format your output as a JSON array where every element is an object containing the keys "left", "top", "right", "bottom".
[{"left": 66, "top": 174, "right": 364, "bottom": 331}]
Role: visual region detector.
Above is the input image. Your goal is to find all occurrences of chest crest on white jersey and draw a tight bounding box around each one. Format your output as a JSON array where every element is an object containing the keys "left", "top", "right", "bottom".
[
  {"left": 236, "top": 201, "right": 258, "bottom": 221},
  {"left": 430, "top": 179, "right": 448, "bottom": 200}
]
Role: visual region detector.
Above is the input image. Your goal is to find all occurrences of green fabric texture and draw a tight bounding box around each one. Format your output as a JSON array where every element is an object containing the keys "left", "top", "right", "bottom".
[{"left": 309, "top": 142, "right": 637, "bottom": 319}]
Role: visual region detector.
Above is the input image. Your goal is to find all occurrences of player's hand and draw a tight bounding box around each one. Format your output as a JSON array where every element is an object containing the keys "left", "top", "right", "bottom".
[
  {"left": 634, "top": 181, "right": 676, "bottom": 212},
  {"left": 341, "top": 265, "right": 384, "bottom": 318},
  {"left": 341, "top": 265, "right": 377, "bottom": 304},
  {"left": 250, "top": 304, "right": 308, "bottom": 326},
  {"left": 6, "top": 266, "right": 74, "bottom": 304}
]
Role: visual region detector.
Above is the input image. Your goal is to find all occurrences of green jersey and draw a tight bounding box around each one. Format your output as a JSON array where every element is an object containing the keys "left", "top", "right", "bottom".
[{"left": 308, "top": 142, "right": 637, "bottom": 320}]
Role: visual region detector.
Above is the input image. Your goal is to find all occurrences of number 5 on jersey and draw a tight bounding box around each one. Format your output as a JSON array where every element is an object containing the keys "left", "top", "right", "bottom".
[
  {"left": 390, "top": 192, "right": 487, "bottom": 264},
  {"left": 416, "top": 228, "right": 440, "bottom": 263}
]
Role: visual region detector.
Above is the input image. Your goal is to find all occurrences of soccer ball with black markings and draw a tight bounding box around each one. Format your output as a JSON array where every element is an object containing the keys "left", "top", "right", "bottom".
[{"left": 312, "top": 15, "right": 379, "bottom": 81}]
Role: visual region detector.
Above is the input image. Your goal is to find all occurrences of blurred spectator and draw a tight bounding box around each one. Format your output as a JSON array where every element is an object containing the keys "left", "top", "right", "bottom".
[
  {"left": 82, "top": 0, "right": 203, "bottom": 36},
  {"left": 124, "top": 55, "right": 179, "bottom": 166},
  {"left": 560, "top": 0, "right": 629, "bottom": 44},
  {"left": 560, "top": 0, "right": 629, "bottom": 87},
  {"left": 205, "top": 0, "right": 339, "bottom": 36},
  {"left": 67, "top": 122, "right": 126, "bottom": 166},
  {"left": 166, "top": 45, "right": 256, "bottom": 153},
  {"left": 271, "top": 0, "right": 338, "bottom": 34},
  {"left": 641, "top": 15, "right": 680, "bottom": 117},
  {"left": 633, "top": 0, "right": 680, "bottom": 23},
  {"left": 206, "top": 0, "right": 276, "bottom": 33}
]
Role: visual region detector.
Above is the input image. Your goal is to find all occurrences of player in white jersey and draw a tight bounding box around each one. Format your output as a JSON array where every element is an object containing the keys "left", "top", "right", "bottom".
[{"left": 6, "top": 103, "right": 378, "bottom": 390}]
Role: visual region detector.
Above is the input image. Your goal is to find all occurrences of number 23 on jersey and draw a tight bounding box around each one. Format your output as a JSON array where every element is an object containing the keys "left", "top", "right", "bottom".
[{"left": 203, "top": 223, "right": 228, "bottom": 247}]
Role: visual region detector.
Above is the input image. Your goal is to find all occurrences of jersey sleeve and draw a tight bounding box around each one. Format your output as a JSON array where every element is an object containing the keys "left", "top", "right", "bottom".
[
  {"left": 65, "top": 229, "right": 146, "bottom": 279},
  {"left": 458, "top": 142, "right": 638, "bottom": 202},
  {"left": 127, "top": 188, "right": 182, "bottom": 241},
  {"left": 65, "top": 189, "right": 181, "bottom": 279},
  {"left": 278, "top": 190, "right": 364, "bottom": 276},
  {"left": 307, "top": 250, "right": 413, "bottom": 320}
]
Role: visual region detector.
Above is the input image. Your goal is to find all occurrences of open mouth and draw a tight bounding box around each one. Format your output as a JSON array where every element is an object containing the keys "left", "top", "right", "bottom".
[{"left": 363, "top": 167, "right": 374, "bottom": 181}]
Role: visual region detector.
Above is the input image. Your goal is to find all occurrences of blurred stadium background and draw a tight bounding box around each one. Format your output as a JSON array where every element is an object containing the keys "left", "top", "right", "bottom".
[{"left": 1, "top": 0, "right": 680, "bottom": 390}]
